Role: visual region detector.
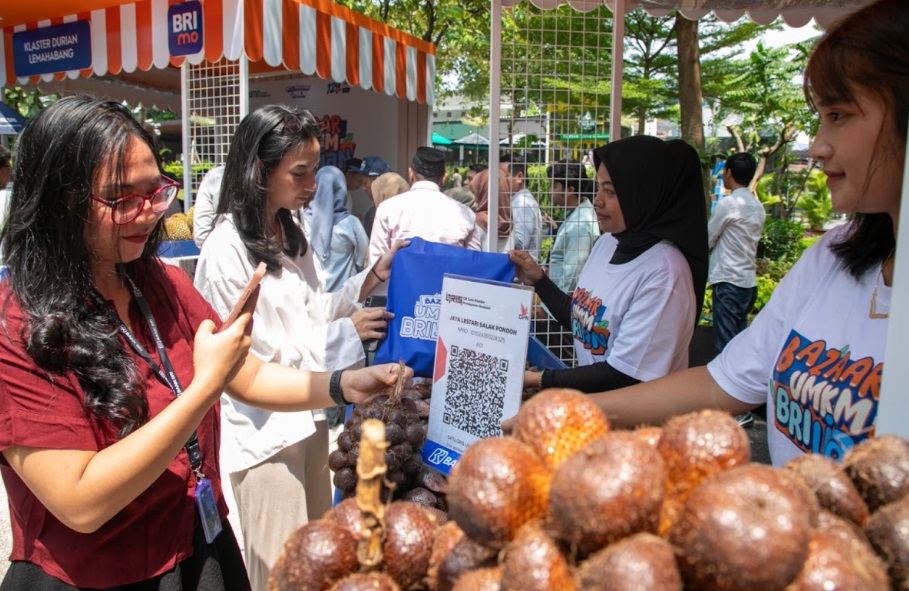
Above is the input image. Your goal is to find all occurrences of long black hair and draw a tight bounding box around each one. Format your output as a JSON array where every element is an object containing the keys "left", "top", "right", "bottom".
[
  {"left": 804, "top": 0, "right": 907, "bottom": 278},
  {"left": 217, "top": 105, "right": 321, "bottom": 272},
  {"left": 0, "top": 95, "right": 166, "bottom": 437}
]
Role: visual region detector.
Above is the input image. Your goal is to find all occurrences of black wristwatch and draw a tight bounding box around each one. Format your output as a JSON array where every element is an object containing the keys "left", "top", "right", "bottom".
[{"left": 329, "top": 370, "right": 347, "bottom": 406}]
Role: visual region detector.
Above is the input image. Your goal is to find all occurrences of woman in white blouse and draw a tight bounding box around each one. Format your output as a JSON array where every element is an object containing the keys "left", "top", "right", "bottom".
[{"left": 193, "top": 105, "right": 403, "bottom": 591}]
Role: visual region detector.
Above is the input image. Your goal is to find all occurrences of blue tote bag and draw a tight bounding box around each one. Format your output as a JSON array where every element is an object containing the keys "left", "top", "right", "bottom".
[{"left": 373, "top": 237, "right": 516, "bottom": 377}]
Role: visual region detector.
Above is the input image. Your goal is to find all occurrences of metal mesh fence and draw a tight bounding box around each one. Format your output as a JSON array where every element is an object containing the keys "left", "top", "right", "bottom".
[
  {"left": 186, "top": 58, "right": 241, "bottom": 203},
  {"left": 499, "top": 2, "right": 613, "bottom": 367}
]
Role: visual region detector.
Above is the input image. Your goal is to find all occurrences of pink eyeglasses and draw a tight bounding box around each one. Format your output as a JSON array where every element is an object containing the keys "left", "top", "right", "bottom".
[{"left": 91, "top": 177, "right": 181, "bottom": 224}]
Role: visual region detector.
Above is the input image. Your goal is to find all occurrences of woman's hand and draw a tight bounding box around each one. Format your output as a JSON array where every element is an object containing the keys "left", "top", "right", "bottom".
[
  {"left": 352, "top": 307, "right": 392, "bottom": 341},
  {"left": 191, "top": 315, "right": 253, "bottom": 401},
  {"left": 509, "top": 250, "right": 545, "bottom": 285},
  {"left": 523, "top": 370, "right": 542, "bottom": 390},
  {"left": 374, "top": 239, "right": 410, "bottom": 280},
  {"left": 341, "top": 362, "right": 414, "bottom": 405}
]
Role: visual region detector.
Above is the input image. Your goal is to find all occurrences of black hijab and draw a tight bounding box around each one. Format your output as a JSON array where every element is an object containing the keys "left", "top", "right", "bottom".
[{"left": 592, "top": 135, "right": 708, "bottom": 323}]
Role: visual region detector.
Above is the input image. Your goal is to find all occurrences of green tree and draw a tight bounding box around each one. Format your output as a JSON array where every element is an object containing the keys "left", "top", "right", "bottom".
[
  {"left": 713, "top": 40, "right": 815, "bottom": 193},
  {"left": 3, "top": 87, "right": 57, "bottom": 118}
]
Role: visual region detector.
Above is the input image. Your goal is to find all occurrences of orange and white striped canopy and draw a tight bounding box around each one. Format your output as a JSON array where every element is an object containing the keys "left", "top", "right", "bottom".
[{"left": 0, "top": 0, "right": 436, "bottom": 104}]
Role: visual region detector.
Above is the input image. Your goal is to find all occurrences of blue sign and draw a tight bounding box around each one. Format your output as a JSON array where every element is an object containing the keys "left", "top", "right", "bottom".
[
  {"left": 420, "top": 440, "right": 461, "bottom": 476},
  {"left": 168, "top": 1, "right": 204, "bottom": 57},
  {"left": 13, "top": 21, "right": 92, "bottom": 78}
]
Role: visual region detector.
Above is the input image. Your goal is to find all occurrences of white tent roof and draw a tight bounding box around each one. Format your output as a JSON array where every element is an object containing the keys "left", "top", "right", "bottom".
[{"left": 500, "top": 0, "right": 875, "bottom": 27}]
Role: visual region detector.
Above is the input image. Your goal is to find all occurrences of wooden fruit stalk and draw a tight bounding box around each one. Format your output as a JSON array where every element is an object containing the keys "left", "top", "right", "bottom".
[
  {"left": 355, "top": 418, "right": 389, "bottom": 568},
  {"left": 355, "top": 361, "right": 406, "bottom": 569}
]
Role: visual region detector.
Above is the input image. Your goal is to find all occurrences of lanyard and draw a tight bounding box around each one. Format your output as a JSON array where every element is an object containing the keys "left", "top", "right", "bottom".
[{"left": 89, "top": 277, "right": 206, "bottom": 479}]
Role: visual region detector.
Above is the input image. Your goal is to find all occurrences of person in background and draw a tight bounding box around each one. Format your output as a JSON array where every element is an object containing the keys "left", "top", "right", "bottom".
[
  {"left": 445, "top": 187, "right": 477, "bottom": 211},
  {"left": 533, "top": 160, "right": 601, "bottom": 365},
  {"left": 708, "top": 152, "right": 766, "bottom": 355},
  {"left": 469, "top": 168, "right": 513, "bottom": 252},
  {"left": 0, "top": 95, "right": 410, "bottom": 590},
  {"left": 364, "top": 172, "right": 410, "bottom": 237},
  {"left": 304, "top": 166, "right": 369, "bottom": 293},
  {"left": 348, "top": 156, "right": 392, "bottom": 228},
  {"left": 465, "top": 163, "right": 487, "bottom": 190},
  {"left": 583, "top": 0, "right": 905, "bottom": 468},
  {"left": 369, "top": 147, "right": 481, "bottom": 265},
  {"left": 193, "top": 164, "right": 226, "bottom": 248},
  {"left": 193, "top": 105, "right": 404, "bottom": 591},
  {"left": 449, "top": 169, "right": 463, "bottom": 188},
  {"left": 546, "top": 159, "right": 600, "bottom": 293},
  {"left": 501, "top": 152, "right": 543, "bottom": 262},
  {"left": 0, "top": 145, "right": 11, "bottom": 262},
  {"left": 513, "top": 135, "right": 708, "bottom": 394}
]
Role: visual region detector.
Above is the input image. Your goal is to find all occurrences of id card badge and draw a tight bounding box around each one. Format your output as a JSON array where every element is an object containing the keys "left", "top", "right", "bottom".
[{"left": 194, "top": 477, "right": 223, "bottom": 544}]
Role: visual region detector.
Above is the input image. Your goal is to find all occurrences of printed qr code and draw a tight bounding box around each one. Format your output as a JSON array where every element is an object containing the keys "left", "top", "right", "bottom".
[{"left": 442, "top": 345, "right": 508, "bottom": 439}]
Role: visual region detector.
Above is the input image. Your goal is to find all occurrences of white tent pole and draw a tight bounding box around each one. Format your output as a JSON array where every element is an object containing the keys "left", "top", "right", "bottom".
[
  {"left": 609, "top": 0, "right": 626, "bottom": 143},
  {"left": 877, "top": 110, "right": 909, "bottom": 439},
  {"left": 180, "top": 62, "right": 192, "bottom": 212},
  {"left": 488, "top": 0, "right": 503, "bottom": 254},
  {"left": 239, "top": 55, "right": 250, "bottom": 118}
]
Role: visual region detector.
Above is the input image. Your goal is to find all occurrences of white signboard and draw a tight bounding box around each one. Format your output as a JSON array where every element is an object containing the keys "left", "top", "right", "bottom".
[{"left": 422, "top": 275, "right": 533, "bottom": 475}]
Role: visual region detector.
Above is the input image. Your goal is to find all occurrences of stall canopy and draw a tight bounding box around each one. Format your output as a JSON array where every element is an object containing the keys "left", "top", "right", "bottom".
[
  {"left": 499, "top": 0, "right": 875, "bottom": 28},
  {"left": 0, "top": 0, "right": 436, "bottom": 105}
]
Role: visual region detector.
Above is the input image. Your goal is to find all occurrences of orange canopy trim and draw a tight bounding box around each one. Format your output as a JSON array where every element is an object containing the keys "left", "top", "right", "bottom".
[{"left": 0, "top": 0, "right": 436, "bottom": 105}]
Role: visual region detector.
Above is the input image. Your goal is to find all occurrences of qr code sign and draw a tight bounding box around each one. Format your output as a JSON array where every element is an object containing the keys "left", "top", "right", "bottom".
[{"left": 442, "top": 345, "right": 508, "bottom": 439}]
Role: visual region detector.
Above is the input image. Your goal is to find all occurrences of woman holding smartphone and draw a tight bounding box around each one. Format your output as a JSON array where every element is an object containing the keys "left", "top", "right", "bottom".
[{"left": 193, "top": 105, "right": 406, "bottom": 591}]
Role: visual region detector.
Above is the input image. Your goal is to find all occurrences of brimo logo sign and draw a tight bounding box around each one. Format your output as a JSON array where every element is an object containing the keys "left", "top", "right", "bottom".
[{"left": 168, "top": 1, "right": 204, "bottom": 57}]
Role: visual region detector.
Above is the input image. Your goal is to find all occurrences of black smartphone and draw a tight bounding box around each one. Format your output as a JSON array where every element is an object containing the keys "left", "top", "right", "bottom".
[{"left": 362, "top": 295, "right": 387, "bottom": 364}]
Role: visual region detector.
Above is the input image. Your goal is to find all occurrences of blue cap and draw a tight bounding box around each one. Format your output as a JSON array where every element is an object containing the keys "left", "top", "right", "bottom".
[{"left": 359, "top": 156, "right": 392, "bottom": 177}]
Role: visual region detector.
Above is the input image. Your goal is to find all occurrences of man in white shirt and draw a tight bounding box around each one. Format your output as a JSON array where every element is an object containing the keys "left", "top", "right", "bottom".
[
  {"left": 368, "top": 146, "right": 480, "bottom": 265},
  {"left": 501, "top": 152, "right": 543, "bottom": 261},
  {"left": 192, "top": 165, "right": 225, "bottom": 248},
  {"left": 708, "top": 152, "right": 766, "bottom": 355}
]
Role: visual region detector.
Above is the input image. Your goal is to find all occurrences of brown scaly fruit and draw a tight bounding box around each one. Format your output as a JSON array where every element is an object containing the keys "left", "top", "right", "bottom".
[
  {"left": 863, "top": 495, "right": 909, "bottom": 588},
  {"left": 447, "top": 437, "right": 550, "bottom": 548},
  {"left": 843, "top": 435, "right": 909, "bottom": 512},
  {"left": 784, "top": 453, "right": 870, "bottom": 526},
  {"left": 512, "top": 388, "right": 610, "bottom": 472},
  {"left": 632, "top": 425, "right": 662, "bottom": 449},
  {"left": 500, "top": 521, "right": 575, "bottom": 591},
  {"left": 657, "top": 409, "right": 751, "bottom": 534},
  {"left": 185, "top": 204, "right": 195, "bottom": 231},
  {"left": 549, "top": 432, "right": 664, "bottom": 555},
  {"left": 323, "top": 497, "right": 364, "bottom": 541},
  {"left": 268, "top": 520, "right": 358, "bottom": 591},
  {"left": 450, "top": 566, "right": 503, "bottom": 591},
  {"left": 574, "top": 533, "right": 682, "bottom": 591},
  {"left": 328, "top": 573, "right": 401, "bottom": 591},
  {"left": 428, "top": 525, "right": 498, "bottom": 591},
  {"left": 669, "top": 464, "right": 819, "bottom": 591},
  {"left": 786, "top": 510, "right": 889, "bottom": 591},
  {"left": 382, "top": 502, "right": 439, "bottom": 591}
]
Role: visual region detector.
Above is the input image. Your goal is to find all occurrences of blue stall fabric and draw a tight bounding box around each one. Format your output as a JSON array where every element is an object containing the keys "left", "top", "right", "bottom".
[{"left": 373, "top": 237, "right": 516, "bottom": 377}]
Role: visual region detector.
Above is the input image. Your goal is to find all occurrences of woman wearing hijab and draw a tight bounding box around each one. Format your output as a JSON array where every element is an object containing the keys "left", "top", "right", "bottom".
[
  {"left": 469, "top": 168, "right": 514, "bottom": 252},
  {"left": 363, "top": 172, "right": 410, "bottom": 237},
  {"left": 511, "top": 135, "right": 708, "bottom": 393},
  {"left": 305, "top": 166, "right": 369, "bottom": 292}
]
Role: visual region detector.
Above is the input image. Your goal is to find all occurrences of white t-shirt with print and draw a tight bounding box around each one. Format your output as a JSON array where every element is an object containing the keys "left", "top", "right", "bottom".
[
  {"left": 708, "top": 225, "right": 889, "bottom": 467},
  {"left": 572, "top": 234, "right": 696, "bottom": 382}
]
